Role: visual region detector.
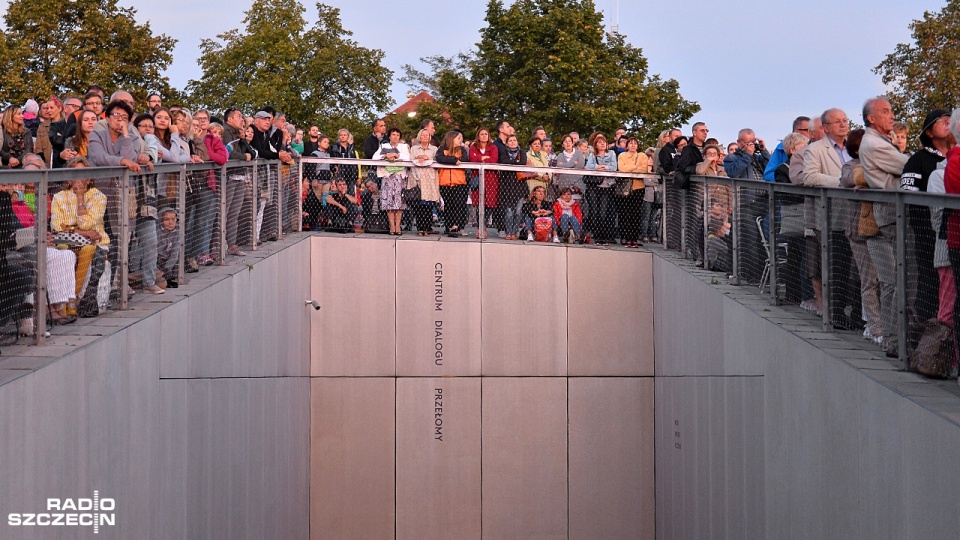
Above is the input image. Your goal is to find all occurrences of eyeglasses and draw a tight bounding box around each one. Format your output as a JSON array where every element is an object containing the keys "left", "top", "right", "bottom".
[
  {"left": 64, "top": 102, "right": 82, "bottom": 109},
  {"left": 110, "top": 113, "right": 129, "bottom": 121},
  {"left": 195, "top": 116, "right": 209, "bottom": 122},
  {"left": 85, "top": 100, "right": 102, "bottom": 106},
  {"left": 137, "top": 124, "right": 154, "bottom": 130}
]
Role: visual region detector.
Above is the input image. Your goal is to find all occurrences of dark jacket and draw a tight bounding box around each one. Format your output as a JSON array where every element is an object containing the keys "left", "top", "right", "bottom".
[
  {"left": 251, "top": 127, "right": 279, "bottom": 160},
  {"left": 497, "top": 146, "right": 529, "bottom": 207},
  {"left": 362, "top": 133, "right": 385, "bottom": 159}
]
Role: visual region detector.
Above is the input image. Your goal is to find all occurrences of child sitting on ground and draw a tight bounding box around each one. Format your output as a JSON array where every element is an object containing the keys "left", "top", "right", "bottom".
[
  {"left": 156, "top": 208, "right": 180, "bottom": 288},
  {"left": 552, "top": 187, "right": 584, "bottom": 243}
]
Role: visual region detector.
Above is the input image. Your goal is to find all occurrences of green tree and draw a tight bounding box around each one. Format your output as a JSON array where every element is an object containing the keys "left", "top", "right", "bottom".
[
  {"left": 875, "top": 1, "right": 960, "bottom": 138},
  {"left": 186, "top": 0, "right": 394, "bottom": 138},
  {"left": 402, "top": 0, "right": 699, "bottom": 143},
  {"left": 0, "top": 0, "right": 177, "bottom": 106}
]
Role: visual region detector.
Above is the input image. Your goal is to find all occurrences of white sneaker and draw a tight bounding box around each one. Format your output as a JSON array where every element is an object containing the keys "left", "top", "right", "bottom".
[
  {"left": 498, "top": 230, "right": 506, "bottom": 238},
  {"left": 526, "top": 232, "right": 534, "bottom": 241},
  {"left": 799, "top": 299, "right": 817, "bottom": 312},
  {"left": 863, "top": 327, "right": 875, "bottom": 341},
  {"left": 552, "top": 235, "right": 560, "bottom": 243}
]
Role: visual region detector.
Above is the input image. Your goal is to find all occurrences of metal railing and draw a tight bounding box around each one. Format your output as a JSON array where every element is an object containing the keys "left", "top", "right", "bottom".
[
  {"left": 5, "top": 156, "right": 955, "bottom": 369},
  {"left": 0, "top": 159, "right": 286, "bottom": 345}
]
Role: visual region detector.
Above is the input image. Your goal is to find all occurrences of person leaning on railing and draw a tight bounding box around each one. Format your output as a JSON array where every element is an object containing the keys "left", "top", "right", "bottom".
[
  {"left": 435, "top": 131, "right": 469, "bottom": 237},
  {"left": 617, "top": 137, "right": 648, "bottom": 248},
  {"left": 409, "top": 128, "right": 440, "bottom": 236},
  {"left": 498, "top": 134, "right": 529, "bottom": 240},
  {"left": 585, "top": 134, "right": 618, "bottom": 245}
]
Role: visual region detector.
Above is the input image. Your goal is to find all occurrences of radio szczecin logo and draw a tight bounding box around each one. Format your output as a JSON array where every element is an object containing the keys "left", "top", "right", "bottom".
[{"left": 8, "top": 490, "right": 116, "bottom": 534}]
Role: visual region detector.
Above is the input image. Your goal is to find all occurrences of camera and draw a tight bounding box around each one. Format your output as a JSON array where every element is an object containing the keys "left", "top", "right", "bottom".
[{"left": 304, "top": 299, "right": 321, "bottom": 311}]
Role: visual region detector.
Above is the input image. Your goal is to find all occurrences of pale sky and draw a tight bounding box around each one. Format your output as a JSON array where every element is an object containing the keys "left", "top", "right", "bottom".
[{"left": 0, "top": 0, "right": 948, "bottom": 145}]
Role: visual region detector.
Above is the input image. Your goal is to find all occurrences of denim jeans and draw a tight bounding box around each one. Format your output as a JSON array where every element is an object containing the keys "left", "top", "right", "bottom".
[
  {"left": 130, "top": 217, "right": 158, "bottom": 286},
  {"left": 558, "top": 214, "right": 581, "bottom": 235},
  {"left": 503, "top": 203, "right": 523, "bottom": 236},
  {"left": 186, "top": 188, "right": 217, "bottom": 259}
]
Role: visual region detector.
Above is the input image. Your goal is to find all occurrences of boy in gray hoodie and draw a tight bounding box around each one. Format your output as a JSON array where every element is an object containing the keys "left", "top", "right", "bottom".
[{"left": 156, "top": 208, "right": 181, "bottom": 288}]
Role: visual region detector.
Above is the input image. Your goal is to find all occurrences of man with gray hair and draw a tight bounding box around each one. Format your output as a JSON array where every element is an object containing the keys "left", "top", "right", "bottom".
[
  {"left": 801, "top": 108, "right": 856, "bottom": 327},
  {"left": 859, "top": 96, "right": 909, "bottom": 357},
  {"left": 724, "top": 128, "right": 770, "bottom": 283}
]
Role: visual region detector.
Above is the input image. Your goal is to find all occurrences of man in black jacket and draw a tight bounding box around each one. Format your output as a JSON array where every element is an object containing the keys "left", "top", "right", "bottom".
[{"left": 362, "top": 118, "right": 386, "bottom": 159}]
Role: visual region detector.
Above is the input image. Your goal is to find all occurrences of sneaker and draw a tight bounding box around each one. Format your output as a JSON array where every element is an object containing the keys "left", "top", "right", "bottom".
[
  {"left": 498, "top": 230, "right": 507, "bottom": 239},
  {"left": 186, "top": 258, "right": 199, "bottom": 273},
  {"left": 862, "top": 327, "right": 874, "bottom": 341},
  {"left": 527, "top": 232, "right": 534, "bottom": 241},
  {"left": 799, "top": 299, "right": 817, "bottom": 312},
  {"left": 198, "top": 254, "right": 214, "bottom": 266},
  {"left": 552, "top": 235, "right": 560, "bottom": 243},
  {"left": 568, "top": 230, "right": 576, "bottom": 244},
  {"left": 144, "top": 284, "right": 165, "bottom": 294}
]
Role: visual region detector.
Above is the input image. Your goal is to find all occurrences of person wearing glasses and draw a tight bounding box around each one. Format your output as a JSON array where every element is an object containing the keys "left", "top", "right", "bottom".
[
  {"left": 762, "top": 116, "right": 819, "bottom": 182},
  {"left": 146, "top": 93, "right": 162, "bottom": 115},
  {"left": 82, "top": 91, "right": 105, "bottom": 119}
]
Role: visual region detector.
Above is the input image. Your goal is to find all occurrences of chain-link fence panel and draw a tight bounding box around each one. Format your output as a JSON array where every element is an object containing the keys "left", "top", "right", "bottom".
[
  {"left": 734, "top": 184, "right": 769, "bottom": 286},
  {"left": 664, "top": 180, "right": 683, "bottom": 252},
  {"left": 222, "top": 163, "right": 253, "bottom": 259},
  {"left": 773, "top": 189, "right": 805, "bottom": 304},
  {"left": 703, "top": 177, "right": 734, "bottom": 275},
  {"left": 281, "top": 161, "right": 300, "bottom": 235},
  {"left": 1, "top": 175, "right": 41, "bottom": 344},
  {"left": 183, "top": 164, "right": 221, "bottom": 273}
]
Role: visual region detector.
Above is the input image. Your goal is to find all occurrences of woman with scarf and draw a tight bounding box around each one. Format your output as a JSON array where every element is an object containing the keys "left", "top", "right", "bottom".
[{"left": 498, "top": 134, "right": 529, "bottom": 239}]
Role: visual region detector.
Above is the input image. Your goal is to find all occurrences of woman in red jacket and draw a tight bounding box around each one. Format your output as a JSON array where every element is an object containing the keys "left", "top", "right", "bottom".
[
  {"left": 552, "top": 187, "right": 584, "bottom": 243},
  {"left": 469, "top": 128, "right": 500, "bottom": 237}
]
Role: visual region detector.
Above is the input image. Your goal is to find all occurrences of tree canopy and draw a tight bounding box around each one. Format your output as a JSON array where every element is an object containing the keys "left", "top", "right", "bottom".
[
  {"left": 401, "top": 0, "right": 699, "bottom": 142},
  {"left": 186, "top": 0, "right": 394, "bottom": 137},
  {"left": 875, "top": 1, "right": 960, "bottom": 136},
  {"left": 0, "top": 0, "right": 177, "bottom": 106}
]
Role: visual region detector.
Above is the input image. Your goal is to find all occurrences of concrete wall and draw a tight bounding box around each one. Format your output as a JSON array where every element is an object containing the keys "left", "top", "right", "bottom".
[
  {"left": 5, "top": 233, "right": 960, "bottom": 540},
  {"left": 309, "top": 236, "right": 656, "bottom": 539},
  {"left": 0, "top": 238, "right": 312, "bottom": 540},
  {"left": 653, "top": 254, "right": 960, "bottom": 540}
]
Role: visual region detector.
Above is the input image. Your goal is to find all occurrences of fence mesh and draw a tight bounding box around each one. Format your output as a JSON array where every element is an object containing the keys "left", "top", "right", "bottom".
[
  {"left": 735, "top": 184, "right": 768, "bottom": 286},
  {"left": 1, "top": 178, "right": 40, "bottom": 345}
]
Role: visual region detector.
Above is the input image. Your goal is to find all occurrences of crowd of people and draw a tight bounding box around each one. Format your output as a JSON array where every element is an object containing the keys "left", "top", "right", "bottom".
[
  {"left": 657, "top": 98, "right": 959, "bottom": 369},
  {"left": 1, "top": 89, "right": 957, "bottom": 372}
]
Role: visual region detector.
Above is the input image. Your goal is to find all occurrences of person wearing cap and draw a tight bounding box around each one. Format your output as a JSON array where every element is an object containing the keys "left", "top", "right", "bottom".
[{"left": 900, "top": 108, "right": 955, "bottom": 323}]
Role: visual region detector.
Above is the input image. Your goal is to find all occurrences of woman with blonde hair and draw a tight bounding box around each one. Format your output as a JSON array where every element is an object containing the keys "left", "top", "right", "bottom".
[
  {"left": 410, "top": 128, "right": 440, "bottom": 235},
  {"left": 1, "top": 105, "right": 33, "bottom": 168}
]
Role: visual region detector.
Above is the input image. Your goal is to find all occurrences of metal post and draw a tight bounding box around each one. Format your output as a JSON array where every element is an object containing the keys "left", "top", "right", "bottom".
[
  {"left": 818, "top": 190, "right": 831, "bottom": 331},
  {"left": 895, "top": 193, "right": 908, "bottom": 366},
  {"left": 178, "top": 165, "right": 186, "bottom": 284},
  {"left": 251, "top": 162, "right": 259, "bottom": 251},
  {"left": 767, "top": 183, "right": 778, "bottom": 303},
  {"left": 478, "top": 165, "right": 486, "bottom": 240},
  {"left": 119, "top": 170, "right": 131, "bottom": 310},
  {"left": 297, "top": 159, "right": 304, "bottom": 233},
  {"left": 276, "top": 161, "right": 283, "bottom": 240},
  {"left": 702, "top": 178, "right": 710, "bottom": 267},
  {"left": 661, "top": 176, "right": 668, "bottom": 249},
  {"left": 219, "top": 164, "right": 227, "bottom": 264},
  {"left": 731, "top": 182, "right": 741, "bottom": 285},
  {"left": 680, "top": 188, "right": 688, "bottom": 258},
  {"left": 34, "top": 172, "right": 49, "bottom": 344}
]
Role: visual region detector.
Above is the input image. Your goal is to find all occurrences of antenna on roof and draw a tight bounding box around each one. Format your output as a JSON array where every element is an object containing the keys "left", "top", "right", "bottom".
[{"left": 610, "top": 0, "right": 620, "bottom": 34}]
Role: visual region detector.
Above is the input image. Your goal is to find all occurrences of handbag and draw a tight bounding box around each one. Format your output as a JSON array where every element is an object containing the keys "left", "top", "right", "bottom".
[
  {"left": 401, "top": 186, "right": 421, "bottom": 205},
  {"left": 614, "top": 178, "right": 633, "bottom": 197},
  {"left": 52, "top": 231, "right": 92, "bottom": 247},
  {"left": 858, "top": 202, "right": 879, "bottom": 237}
]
